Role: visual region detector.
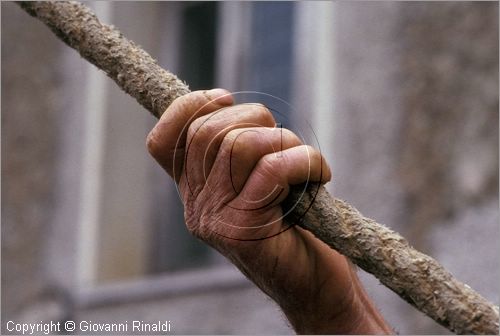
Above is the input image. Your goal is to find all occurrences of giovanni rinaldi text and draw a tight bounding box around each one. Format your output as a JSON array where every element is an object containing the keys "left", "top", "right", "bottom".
[{"left": 6, "top": 320, "right": 172, "bottom": 334}]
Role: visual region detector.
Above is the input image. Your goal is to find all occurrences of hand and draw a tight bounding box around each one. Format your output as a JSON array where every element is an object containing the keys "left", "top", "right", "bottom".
[{"left": 147, "top": 89, "right": 392, "bottom": 334}]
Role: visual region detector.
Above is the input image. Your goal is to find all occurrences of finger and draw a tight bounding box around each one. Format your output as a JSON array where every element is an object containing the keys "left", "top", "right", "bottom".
[
  {"left": 184, "top": 103, "right": 276, "bottom": 196},
  {"left": 201, "top": 127, "right": 303, "bottom": 200},
  {"left": 195, "top": 145, "right": 331, "bottom": 241},
  {"left": 146, "top": 88, "right": 233, "bottom": 180},
  {"left": 229, "top": 145, "right": 331, "bottom": 211}
]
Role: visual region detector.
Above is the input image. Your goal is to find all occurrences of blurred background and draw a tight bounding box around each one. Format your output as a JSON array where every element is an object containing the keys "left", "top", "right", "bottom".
[{"left": 2, "top": 1, "right": 498, "bottom": 334}]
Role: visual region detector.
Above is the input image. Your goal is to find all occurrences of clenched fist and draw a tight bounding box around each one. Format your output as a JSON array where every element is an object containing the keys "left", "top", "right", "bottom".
[{"left": 147, "top": 89, "right": 391, "bottom": 334}]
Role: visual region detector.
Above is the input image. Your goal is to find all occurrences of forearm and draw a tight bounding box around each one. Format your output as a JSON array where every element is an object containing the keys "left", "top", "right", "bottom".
[
  {"left": 229, "top": 232, "right": 393, "bottom": 335},
  {"left": 283, "top": 268, "right": 393, "bottom": 334}
]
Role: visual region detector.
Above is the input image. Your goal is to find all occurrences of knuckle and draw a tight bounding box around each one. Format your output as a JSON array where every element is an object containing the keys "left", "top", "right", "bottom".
[
  {"left": 171, "top": 93, "right": 187, "bottom": 108},
  {"left": 174, "top": 91, "right": 199, "bottom": 110},
  {"left": 249, "top": 103, "right": 275, "bottom": 126},
  {"left": 223, "top": 128, "right": 241, "bottom": 143},
  {"left": 257, "top": 153, "right": 281, "bottom": 177},
  {"left": 223, "top": 128, "right": 250, "bottom": 147},
  {"left": 304, "top": 145, "right": 321, "bottom": 162},
  {"left": 220, "top": 129, "right": 239, "bottom": 150},
  {"left": 221, "top": 128, "right": 262, "bottom": 162},
  {"left": 166, "top": 94, "right": 189, "bottom": 118},
  {"left": 220, "top": 129, "right": 247, "bottom": 161},
  {"left": 281, "top": 128, "right": 302, "bottom": 146},
  {"left": 187, "top": 116, "right": 213, "bottom": 143},
  {"left": 167, "top": 91, "right": 206, "bottom": 122}
]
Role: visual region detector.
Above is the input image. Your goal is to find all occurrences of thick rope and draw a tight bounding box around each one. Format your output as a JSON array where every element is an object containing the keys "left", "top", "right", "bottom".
[{"left": 18, "top": 2, "right": 499, "bottom": 334}]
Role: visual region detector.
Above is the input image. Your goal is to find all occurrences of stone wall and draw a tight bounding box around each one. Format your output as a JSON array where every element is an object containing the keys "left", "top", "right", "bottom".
[
  {"left": 1, "top": 1, "right": 66, "bottom": 327},
  {"left": 333, "top": 2, "right": 498, "bottom": 333},
  {"left": 2, "top": 2, "right": 498, "bottom": 335}
]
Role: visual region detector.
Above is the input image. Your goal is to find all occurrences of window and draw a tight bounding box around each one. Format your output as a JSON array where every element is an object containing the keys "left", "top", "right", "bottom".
[
  {"left": 48, "top": 0, "right": 301, "bottom": 293},
  {"left": 150, "top": 2, "right": 220, "bottom": 273}
]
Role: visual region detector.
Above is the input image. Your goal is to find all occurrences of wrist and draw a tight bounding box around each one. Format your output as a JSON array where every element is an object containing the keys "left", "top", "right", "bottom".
[{"left": 284, "top": 271, "right": 393, "bottom": 334}]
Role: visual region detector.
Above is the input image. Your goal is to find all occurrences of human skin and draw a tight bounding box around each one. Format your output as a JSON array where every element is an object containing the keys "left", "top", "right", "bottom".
[{"left": 147, "top": 89, "right": 393, "bottom": 334}]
